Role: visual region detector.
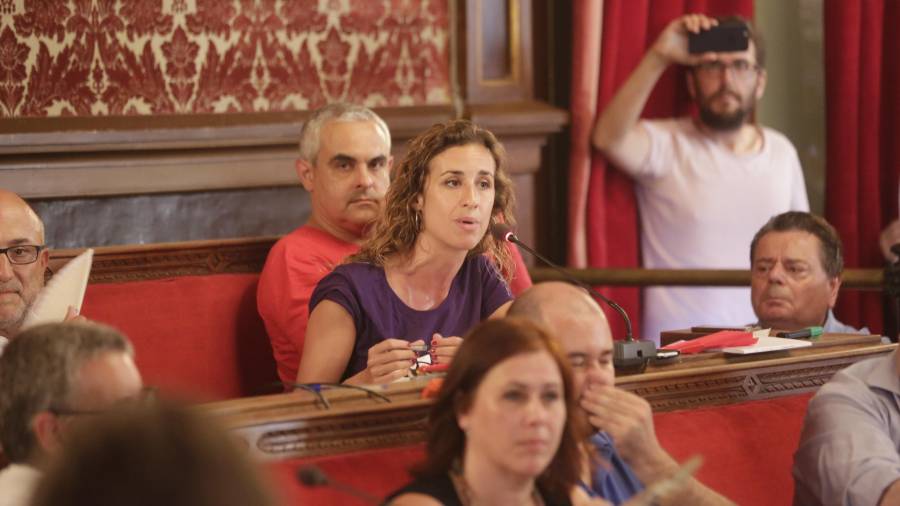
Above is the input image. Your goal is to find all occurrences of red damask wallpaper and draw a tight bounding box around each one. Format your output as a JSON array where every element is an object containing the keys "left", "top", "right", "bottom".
[{"left": 0, "top": 0, "right": 451, "bottom": 117}]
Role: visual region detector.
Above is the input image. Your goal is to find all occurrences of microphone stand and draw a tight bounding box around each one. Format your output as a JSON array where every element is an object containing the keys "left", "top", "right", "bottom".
[
  {"left": 496, "top": 227, "right": 656, "bottom": 370},
  {"left": 297, "top": 465, "right": 380, "bottom": 505}
]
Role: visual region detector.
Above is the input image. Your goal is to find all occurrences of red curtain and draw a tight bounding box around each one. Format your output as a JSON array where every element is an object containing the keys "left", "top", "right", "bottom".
[
  {"left": 568, "top": 0, "right": 753, "bottom": 340},
  {"left": 824, "top": 2, "right": 900, "bottom": 335}
]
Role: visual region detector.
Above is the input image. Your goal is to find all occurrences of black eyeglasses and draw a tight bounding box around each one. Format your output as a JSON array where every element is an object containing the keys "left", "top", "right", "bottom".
[
  {"left": 0, "top": 245, "right": 45, "bottom": 265},
  {"left": 694, "top": 59, "right": 759, "bottom": 80}
]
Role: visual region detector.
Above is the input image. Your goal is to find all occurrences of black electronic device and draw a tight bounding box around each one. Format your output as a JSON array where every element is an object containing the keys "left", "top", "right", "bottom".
[
  {"left": 296, "top": 465, "right": 379, "bottom": 504},
  {"left": 491, "top": 224, "right": 657, "bottom": 370},
  {"left": 688, "top": 20, "right": 749, "bottom": 54}
]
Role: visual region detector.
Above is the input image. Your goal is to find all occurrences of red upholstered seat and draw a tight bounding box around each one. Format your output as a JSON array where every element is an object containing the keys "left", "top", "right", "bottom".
[
  {"left": 77, "top": 272, "right": 814, "bottom": 503},
  {"left": 81, "top": 274, "right": 279, "bottom": 401},
  {"left": 654, "top": 393, "right": 814, "bottom": 505},
  {"left": 267, "top": 444, "right": 426, "bottom": 506},
  {"left": 261, "top": 394, "right": 813, "bottom": 505}
]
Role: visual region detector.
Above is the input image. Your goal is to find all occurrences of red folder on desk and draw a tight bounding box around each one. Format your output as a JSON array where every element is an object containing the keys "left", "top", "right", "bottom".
[{"left": 661, "top": 330, "right": 757, "bottom": 354}]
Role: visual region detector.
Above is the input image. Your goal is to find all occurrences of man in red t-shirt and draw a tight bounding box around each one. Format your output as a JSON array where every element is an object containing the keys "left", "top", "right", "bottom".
[{"left": 258, "top": 104, "right": 532, "bottom": 386}]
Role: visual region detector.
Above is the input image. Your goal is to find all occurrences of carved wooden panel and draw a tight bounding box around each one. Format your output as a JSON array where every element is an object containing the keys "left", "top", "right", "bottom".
[
  {"left": 617, "top": 344, "right": 895, "bottom": 412},
  {"left": 249, "top": 405, "right": 429, "bottom": 459},
  {"left": 204, "top": 343, "right": 896, "bottom": 460},
  {"left": 205, "top": 379, "right": 434, "bottom": 461},
  {"left": 50, "top": 237, "right": 277, "bottom": 284}
]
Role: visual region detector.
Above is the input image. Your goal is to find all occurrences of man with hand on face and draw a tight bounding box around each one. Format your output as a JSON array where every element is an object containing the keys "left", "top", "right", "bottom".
[
  {"left": 750, "top": 211, "right": 866, "bottom": 334},
  {"left": 0, "top": 190, "right": 50, "bottom": 352},
  {"left": 0, "top": 321, "right": 144, "bottom": 506},
  {"left": 592, "top": 14, "right": 808, "bottom": 343},
  {"left": 509, "top": 282, "right": 733, "bottom": 505},
  {"left": 258, "top": 104, "right": 532, "bottom": 387}
]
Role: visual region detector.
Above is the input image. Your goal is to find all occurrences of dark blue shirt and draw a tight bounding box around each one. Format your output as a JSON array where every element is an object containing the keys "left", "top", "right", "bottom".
[{"left": 582, "top": 432, "right": 644, "bottom": 505}]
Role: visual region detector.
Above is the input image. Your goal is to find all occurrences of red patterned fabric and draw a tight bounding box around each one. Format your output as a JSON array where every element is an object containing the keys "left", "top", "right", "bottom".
[
  {"left": 568, "top": 0, "right": 752, "bottom": 340},
  {"left": 0, "top": 0, "right": 450, "bottom": 117},
  {"left": 81, "top": 274, "right": 278, "bottom": 401},
  {"left": 823, "top": 2, "right": 900, "bottom": 334}
]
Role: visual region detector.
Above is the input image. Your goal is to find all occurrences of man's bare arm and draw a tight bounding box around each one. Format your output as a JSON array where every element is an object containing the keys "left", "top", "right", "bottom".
[
  {"left": 880, "top": 479, "right": 900, "bottom": 505},
  {"left": 591, "top": 14, "right": 715, "bottom": 172}
]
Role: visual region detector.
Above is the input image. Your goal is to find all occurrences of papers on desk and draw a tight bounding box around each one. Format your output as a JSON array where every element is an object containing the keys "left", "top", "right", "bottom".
[
  {"left": 718, "top": 335, "right": 813, "bottom": 355},
  {"left": 662, "top": 329, "right": 764, "bottom": 354},
  {"left": 21, "top": 249, "right": 93, "bottom": 331}
]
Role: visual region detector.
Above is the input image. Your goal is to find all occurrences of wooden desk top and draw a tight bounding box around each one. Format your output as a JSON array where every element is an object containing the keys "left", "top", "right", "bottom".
[
  {"left": 618, "top": 333, "right": 894, "bottom": 412},
  {"left": 204, "top": 335, "right": 894, "bottom": 461},
  {"left": 201, "top": 378, "right": 435, "bottom": 461}
]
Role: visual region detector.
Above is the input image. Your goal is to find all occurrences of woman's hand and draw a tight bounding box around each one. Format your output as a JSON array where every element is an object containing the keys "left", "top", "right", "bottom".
[
  {"left": 430, "top": 333, "right": 462, "bottom": 365},
  {"left": 361, "top": 338, "right": 424, "bottom": 384}
]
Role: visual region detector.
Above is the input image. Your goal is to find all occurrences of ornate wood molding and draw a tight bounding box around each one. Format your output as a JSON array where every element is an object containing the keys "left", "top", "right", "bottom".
[
  {"left": 48, "top": 237, "right": 884, "bottom": 289},
  {"left": 203, "top": 341, "right": 895, "bottom": 460},
  {"left": 50, "top": 237, "right": 277, "bottom": 284},
  {"left": 617, "top": 341, "right": 895, "bottom": 412},
  {"left": 203, "top": 379, "right": 434, "bottom": 461}
]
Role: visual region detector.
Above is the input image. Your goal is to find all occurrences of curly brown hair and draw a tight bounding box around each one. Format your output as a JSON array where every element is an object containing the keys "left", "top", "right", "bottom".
[
  {"left": 413, "top": 317, "right": 586, "bottom": 504},
  {"left": 350, "top": 119, "right": 516, "bottom": 280}
]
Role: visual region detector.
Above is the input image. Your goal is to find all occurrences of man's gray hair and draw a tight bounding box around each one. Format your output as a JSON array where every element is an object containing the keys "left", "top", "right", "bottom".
[
  {"left": 0, "top": 322, "right": 134, "bottom": 463},
  {"left": 298, "top": 103, "right": 391, "bottom": 164}
]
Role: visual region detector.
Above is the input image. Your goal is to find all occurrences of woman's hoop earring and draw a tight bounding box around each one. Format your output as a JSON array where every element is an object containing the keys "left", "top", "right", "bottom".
[{"left": 414, "top": 211, "right": 421, "bottom": 232}]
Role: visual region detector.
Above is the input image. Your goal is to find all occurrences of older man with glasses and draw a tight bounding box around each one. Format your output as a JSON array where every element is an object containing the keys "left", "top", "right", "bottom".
[
  {"left": 0, "top": 321, "right": 145, "bottom": 506},
  {"left": 591, "top": 14, "right": 809, "bottom": 344},
  {"left": 0, "top": 189, "right": 51, "bottom": 351}
]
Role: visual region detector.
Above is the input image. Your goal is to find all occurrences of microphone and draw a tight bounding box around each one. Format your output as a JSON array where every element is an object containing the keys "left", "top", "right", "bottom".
[
  {"left": 296, "top": 465, "right": 380, "bottom": 504},
  {"left": 492, "top": 223, "right": 656, "bottom": 369}
]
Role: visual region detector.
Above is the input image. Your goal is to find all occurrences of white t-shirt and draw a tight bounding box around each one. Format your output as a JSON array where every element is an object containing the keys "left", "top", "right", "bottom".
[
  {"left": 0, "top": 464, "right": 41, "bottom": 506},
  {"left": 627, "top": 118, "right": 809, "bottom": 343}
]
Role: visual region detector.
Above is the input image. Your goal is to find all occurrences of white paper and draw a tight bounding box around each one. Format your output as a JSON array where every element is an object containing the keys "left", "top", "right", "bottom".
[
  {"left": 720, "top": 335, "right": 812, "bottom": 355},
  {"left": 21, "top": 249, "right": 93, "bottom": 330}
]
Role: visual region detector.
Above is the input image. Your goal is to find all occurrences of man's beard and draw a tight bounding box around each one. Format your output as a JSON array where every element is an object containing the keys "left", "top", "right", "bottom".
[
  {"left": 0, "top": 303, "right": 26, "bottom": 338},
  {"left": 696, "top": 88, "right": 755, "bottom": 132}
]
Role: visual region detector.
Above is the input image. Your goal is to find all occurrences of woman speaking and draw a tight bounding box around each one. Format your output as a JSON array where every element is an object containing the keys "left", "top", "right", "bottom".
[{"left": 297, "top": 120, "right": 517, "bottom": 385}]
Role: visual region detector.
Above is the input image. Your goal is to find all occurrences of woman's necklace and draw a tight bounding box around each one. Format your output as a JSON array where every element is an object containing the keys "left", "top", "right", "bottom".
[{"left": 449, "top": 469, "right": 545, "bottom": 506}]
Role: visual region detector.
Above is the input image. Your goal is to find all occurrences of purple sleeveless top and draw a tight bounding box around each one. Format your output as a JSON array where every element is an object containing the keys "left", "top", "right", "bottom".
[{"left": 309, "top": 255, "right": 513, "bottom": 380}]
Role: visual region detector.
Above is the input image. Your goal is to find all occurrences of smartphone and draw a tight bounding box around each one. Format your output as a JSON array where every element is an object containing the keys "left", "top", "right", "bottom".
[{"left": 688, "top": 20, "right": 749, "bottom": 54}]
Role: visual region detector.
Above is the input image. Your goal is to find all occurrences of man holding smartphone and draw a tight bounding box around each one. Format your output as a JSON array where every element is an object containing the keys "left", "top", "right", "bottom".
[{"left": 592, "top": 14, "right": 809, "bottom": 343}]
